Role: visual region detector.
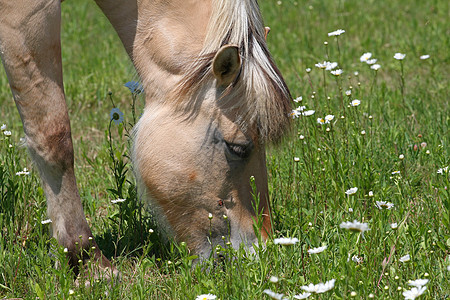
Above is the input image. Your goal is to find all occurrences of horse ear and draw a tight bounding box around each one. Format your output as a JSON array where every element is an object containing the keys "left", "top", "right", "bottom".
[{"left": 212, "top": 45, "right": 241, "bottom": 87}]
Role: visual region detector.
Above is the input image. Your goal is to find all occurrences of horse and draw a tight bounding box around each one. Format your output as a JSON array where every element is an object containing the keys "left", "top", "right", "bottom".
[{"left": 0, "top": 0, "right": 292, "bottom": 278}]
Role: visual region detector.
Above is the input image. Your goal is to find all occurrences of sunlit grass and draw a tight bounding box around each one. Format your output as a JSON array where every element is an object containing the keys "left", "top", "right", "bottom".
[{"left": 0, "top": 0, "right": 448, "bottom": 299}]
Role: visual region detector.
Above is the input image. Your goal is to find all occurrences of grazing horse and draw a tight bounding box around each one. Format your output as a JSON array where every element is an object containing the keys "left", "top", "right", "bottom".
[{"left": 0, "top": 0, "right": 291, "bottom": 276}]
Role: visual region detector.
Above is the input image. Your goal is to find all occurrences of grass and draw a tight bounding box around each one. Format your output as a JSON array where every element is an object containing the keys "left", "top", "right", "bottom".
[{"left": 0, "top": 0, "right": 449, "bottom": 299}]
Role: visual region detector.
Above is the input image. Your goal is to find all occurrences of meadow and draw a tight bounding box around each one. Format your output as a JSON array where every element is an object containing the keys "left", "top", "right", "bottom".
[{"left": 0, "top": 0, "right": 448, "bottom": 299}]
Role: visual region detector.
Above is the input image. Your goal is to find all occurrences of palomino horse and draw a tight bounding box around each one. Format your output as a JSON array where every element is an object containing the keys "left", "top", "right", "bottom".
[{"left": 0, "top": 0, "right": 291, "bottom": 276}]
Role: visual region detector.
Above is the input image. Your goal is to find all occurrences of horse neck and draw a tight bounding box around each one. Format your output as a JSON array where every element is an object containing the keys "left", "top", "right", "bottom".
[{"left": 132, "top": 0, "right": 212, "bottom": 103}]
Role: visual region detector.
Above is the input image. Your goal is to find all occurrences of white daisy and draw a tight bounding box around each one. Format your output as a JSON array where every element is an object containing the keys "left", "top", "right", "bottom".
[
  {"left": 408, "top": 279, "right": 429, "bottom": 288},
  {"left": 390, "top": 222, "right": 398, "bottom": 229},
  {"left": 317, "top": 118, "right": 325, "bottom": 125},
  {"left": 375, "top": 201, "right": 395, "bottom": 210},
  {"left": 269, "top": 276, "right": 279, "bottom": 283},
  {"left": 324, "top": 115, "right": 334, "bottom": 123},
  {"left": 394, "top": 53, "right": 406, "bottom": 60},
  {"left": 403, "top": 286, "right": 426, "bottom": 299},
  {"left": 274, "top": 237, "right": 299, "bottom": 246},
  {"left": 195, "top": 294, "right": 217, "bottom": 300},
  {"left": 302, "top": 110, "right": 315, "bottom": 116},
  {"left": 350, "top": 99, "right": 361, "bottom": 106},
  {"left": 437, "top": 166, "right": 448, "bottom": 174},
  {"left": 307, "top": 245, "right": 327, "bottom": 254},
  {"left": 294, "top": 96, "right": 303, "bottom": 103},
  {"left": 331, "top": 69, "right": 343, "bottom": 76},
  {"left": 360, "top": 52, "right": 372, "bottom": 62},
  {"left": 371, "top": 64, "right": 381, "bottom": 70},
  {"left": 352, "top": 255, "right": 363, "bottom": 263},
  {"left": 366, "top": 58, "right": 377, "bottom": 65},
  {"left": 325, "top": 62, "right": 338, "bottom": 71},
  {"left": 111, "top": 198, "right": 126, "bottom": 204},
  {"left": 345, "top": 187, "right": 358, "bottom": 195},
  {"left": 0, "top": 124, "right": 6, "bottom": 131},
  {"left": 328, "top": 29, "right": 345, "bottom": 36},
  {"left": 263, "top": 289, "right": 285, "bottom": 300},
  {"left": 16, "top": 168, "right": 30, "bottom": 176},
  {"left": 293, "top": 292, "right": 312, "bottom": 299},
  {"left": 419, "top": 55, "right": 430, "bottom": 60},
  {"left": 399, "top": 254, "right": 411, "bottom": 262},
  {"left": 301, "top": 279, "right": 336, "bottom": 294},
  {"left": 306, "top": 68, "right": 312, "bottom": 73},
  {"left": 3, "top": 130, "right": 12, "bottom": 137},
  {"left": 345, "top": 90, "right": 352, "bottom": 96},
  {"left": 340, "top": 220, "right": 370, "bottom": 233}
]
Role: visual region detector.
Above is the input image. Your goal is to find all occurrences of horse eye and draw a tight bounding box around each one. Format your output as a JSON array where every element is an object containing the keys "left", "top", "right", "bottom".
[{"left": 224, "top": 141, "right": 253, "bottom": 159}]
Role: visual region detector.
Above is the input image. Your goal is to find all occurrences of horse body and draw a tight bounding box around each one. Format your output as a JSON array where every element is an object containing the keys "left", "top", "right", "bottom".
[{"left": 0, "top": 0, "right": 291, "bottom": 275}]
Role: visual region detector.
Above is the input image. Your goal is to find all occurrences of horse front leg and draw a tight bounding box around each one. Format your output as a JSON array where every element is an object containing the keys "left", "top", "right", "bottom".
[{"left": 0, "top": 0, "right": 116, "bottom": 280}]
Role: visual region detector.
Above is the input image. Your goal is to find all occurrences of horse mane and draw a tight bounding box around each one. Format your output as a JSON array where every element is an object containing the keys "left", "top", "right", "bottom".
[{"left": 172, "top": 0, "right": 292, "bottom": 142}]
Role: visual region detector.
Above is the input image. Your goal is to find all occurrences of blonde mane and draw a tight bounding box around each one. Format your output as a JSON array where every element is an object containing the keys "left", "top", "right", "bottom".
[{"left": 174, "top": 0, "right": 292, "bottom": 142}]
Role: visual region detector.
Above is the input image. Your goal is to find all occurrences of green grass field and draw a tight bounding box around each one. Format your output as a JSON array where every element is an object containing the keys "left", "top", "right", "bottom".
[{"left": 0, "top": 0, "right": 449, "bottom": 299}]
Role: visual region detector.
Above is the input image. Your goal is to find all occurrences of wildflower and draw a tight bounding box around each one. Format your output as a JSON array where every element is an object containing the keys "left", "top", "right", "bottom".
[
  {"left": 352, "top": 255, "right": 363, "bottom": 263},
  {"left": 0, "top": 124, "right": 6, "bottom": 131},
  {"left": 274, "top": 237, "right": 299, "bottom": 246},
  {"left": 331, "top": 69, "right": 343, "bottom": 76},
  {"left": 399, "top": 154, "right": 404, "bottom": 159},
  {"left": 392, "top": 170, "right": 401, "bottom": 175},
  {"left": 408, "top": 279, "right": 429, "bottom": 288},
  {"left": 263, "top": 289, "right": 285, "bottom": 300},
  {"left": 345, "top": 90, "right": 352, "bottom": 96},
  {"left": 328, "top": 29, "right": 345, "bottom": 36},
  {"left": 195, "top": 294, "right": 217, "bottom": 300},
  {"left": 306, "top": 68, "right": 311, "bottom": 73},
  {"left": 269, "top": 276, "right": 279, "bottom": 283},
  {"left": 307, "top": 245, "right": 327, "bottom": 254},
  {"left": 315, "top": 62, "right": 327, "bottom": 69},
  {"left": 317, "top": 118, "right": 325, "bottom": 125},
  {"left": 41, "top": 219, "right": 52, "bottom": 225},
  {"left": 325, "top": 115, "right": 334, "bottom": 123},
  {"left": 299, "top": 135, "right": 305, "bottom": 140},
  {"left": 360, "top": 52, "right": 372, "bottom": 62},
  {"left": 350, "top": 99, "right": 361, "bottom": 106},
  {"left": 16, "top": 168, "right": 30, "bottom": 176},
  {"left": 294, "top": 157, "right": 300, "bottom": 162},
  {"left": 399, "top": 254, "right": 411, "bottom": 263},
  {"left": 3, "top": 130, "right": 11, "bottom": 137},
  {"left": 437, "top": 167, "right": 448, "bottom": 174},
  {"left": 366, "top": 58, "right": 377, "bottom": 65},
  {"left": 348, "top": 208, "right": 353, "bottom": 213},
  {"left": 110, "top": 107, "right": 124, "bottom": 125},
  {"left": 345, "top": 187, "right": 358, "bottom": 195},
  {"left": 390, "top": 222, "right": 398, "bottom": 229},
  {"left": 301, "top": 279, "right": 336, "bottom": 294},
  {"left": 371, "top": 64, "right": 381, "bottom": 70},
  {"left": 368, "top": 294, "right": 374, "bottom": 298},
  {"left": 403, "top": 286, "right": 427, "bottom": 299},
  {"left": 354, "top": 71, "right": 359, "bottom": 76},
  {"left": 208, "top": 213, "right": 213, "bottom": 220},
  {"left": 420, "top": 142, "right": 427, "bottom": 148},
  {"left": 294, "top": 96, "right": 303, "bottom": 103},
  {"left": 340, "top": 220, "right": 370, "bottom": 233},
  {"left": 368, "top": 191, "right": 374, "bottom": 197},
  {"left": 361, "top": 130, "right": 366, "bottom": 135},
  {"left": 394, "top": 53, "right": 406, "bottom": 60},
  {"left": 69, "top": 289, "right": 74, "bottom": 295},
  {"left": 302, "top": 110, "right": 315, "bottom": 116},
  {"left": 419, "top": 55, "right": 430, "bottom": 60},
  {"left": 291, "top": 109, "right": 302, "bottom": 119},
  {"left": 111, "top": 198, "right": 126, "bottom": 204},
  {"left": 350, "top": 291, "right": 357, "bottom": 297},
  {"left": 64, "top": 248, "right": 68, "bottom": 253},
  {"left": 124, "top": 81, "right": 143, "bottom": 94},
  {"left": 293, "top": 292, "right": 312, "bottom": 299},
  {"left": 326, "top": 62, "right": 338, "bottom": 71},
  {"left": 375, "top": 201, "right": 395, "bottom": 210}
]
